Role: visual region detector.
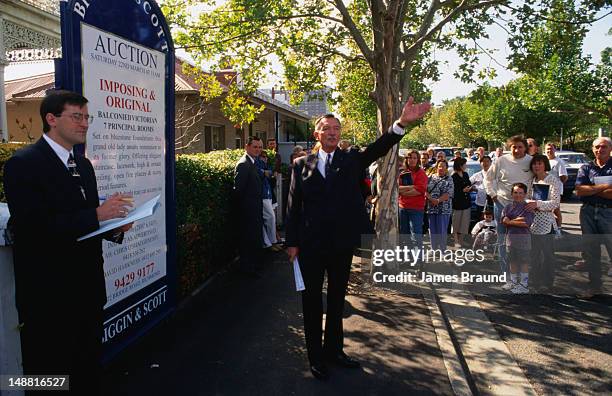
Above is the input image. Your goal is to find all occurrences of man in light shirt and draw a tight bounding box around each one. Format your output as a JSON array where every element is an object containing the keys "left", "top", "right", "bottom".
[
  {"left": 470, "top": 155, "right": 493, "bottom": 220},
  {"left": 545, "top": 143, "right": 568, "bottom": 231},
  {"left": 484, "top": 135, "right": 533, "bottom": 284},
  {"left": 491, "top": 147, "right": 504, "bottom": 163}
]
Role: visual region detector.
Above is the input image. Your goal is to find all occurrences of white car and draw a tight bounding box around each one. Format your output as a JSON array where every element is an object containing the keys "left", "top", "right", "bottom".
[{"left": 555, "top": 150, "right": 590, "bottom": 197}]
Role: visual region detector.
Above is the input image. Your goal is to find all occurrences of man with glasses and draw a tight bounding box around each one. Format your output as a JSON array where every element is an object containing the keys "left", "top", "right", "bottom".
[
  {"left": 575, "top": 137, "right": 612, "bottom": 299},
  {"left": 4, "top": 90, "right": 133, "bottom": 393}
]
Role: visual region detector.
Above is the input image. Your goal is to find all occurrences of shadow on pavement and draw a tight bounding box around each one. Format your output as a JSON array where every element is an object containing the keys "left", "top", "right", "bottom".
[{"left": 102, "top": 251, "right": 453, "bottom": 395}]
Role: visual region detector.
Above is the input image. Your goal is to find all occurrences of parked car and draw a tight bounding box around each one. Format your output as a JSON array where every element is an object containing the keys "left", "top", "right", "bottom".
[
  {"left": 555, "top": 151, "right": 590, "bottom": 197},
  {"left": 431, "top": 147, "right": 462, "bottom": 160}
]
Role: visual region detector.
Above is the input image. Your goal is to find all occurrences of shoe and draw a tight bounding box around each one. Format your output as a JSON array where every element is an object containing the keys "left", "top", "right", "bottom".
[
  {"left": 578, "top": 288, "right": 602, "bottom": 299},
  {"left": 326, "top": 351, "right": 360, "bottom": 368},
  {"left": 511, "top": 283, "right": 529, "bottom": 294},
  {"left": 573, "top": 260, "right": 587, "bottom": 271},
  {"left": 310, "top": 363, "right": 330, "bottom": 380},
  {"left": 501, "top": 281, "right": 516, "bottom": 291}
]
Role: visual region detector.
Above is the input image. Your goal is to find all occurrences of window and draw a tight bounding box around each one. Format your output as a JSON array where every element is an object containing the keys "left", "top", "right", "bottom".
[
  {"left": 235, "top": 128, "right": 243, "bottom": 148},
  {"left": 255, "top": 131, "right": 267, "bottom": 142},
  {"left": 203, "top": 125, "right": 225, "bottom": 151}
]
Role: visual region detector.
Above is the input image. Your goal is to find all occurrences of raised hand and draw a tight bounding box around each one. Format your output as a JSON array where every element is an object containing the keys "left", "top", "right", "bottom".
[{"left": 399, "top": 96, "right": 432, "bottom": 125}]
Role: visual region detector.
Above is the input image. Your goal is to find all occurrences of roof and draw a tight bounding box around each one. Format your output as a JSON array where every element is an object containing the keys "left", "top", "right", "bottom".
[
  {"left": 5, "top": 72, "right": 55, "bottom": 101},
  {"left": 174, "top": 57, "right": 309, "bottom": 121},
  {"left": 6, "top": 62, "right": 310, "bottom": 121}
]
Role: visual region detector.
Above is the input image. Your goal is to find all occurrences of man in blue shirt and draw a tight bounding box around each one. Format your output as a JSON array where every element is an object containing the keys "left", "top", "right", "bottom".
[{"left": 575, "top": 136, "right": 612, "bottom": 299}]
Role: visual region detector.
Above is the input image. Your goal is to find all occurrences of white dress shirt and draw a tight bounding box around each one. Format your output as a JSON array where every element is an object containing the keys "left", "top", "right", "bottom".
[
  {"left": 42, "top": 133, "right": 73, "bottom": 169},
  {"left": 317, "top": 150, "right": 333, "bottom": 178}
]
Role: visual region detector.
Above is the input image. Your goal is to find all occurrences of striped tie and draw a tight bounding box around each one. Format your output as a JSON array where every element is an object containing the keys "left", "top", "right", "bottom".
[{"left": 68, "top": 153, "right": 86, "bottom": 199}]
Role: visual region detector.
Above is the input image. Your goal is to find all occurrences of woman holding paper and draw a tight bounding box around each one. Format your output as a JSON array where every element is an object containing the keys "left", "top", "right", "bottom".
[
  {"left": 526, "top": 154, "right": 562, "bottom": 293},
  {"left": 426, "top": 159, "right": 454, "bottom": 251},
  {"left": 398, "top": 150, "right": 427, "bottom": 256}
]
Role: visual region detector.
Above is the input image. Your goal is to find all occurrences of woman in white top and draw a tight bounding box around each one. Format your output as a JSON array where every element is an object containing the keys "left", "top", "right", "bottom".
[{"left": 526, "top": 154, "right": 562, "bottom": 293}]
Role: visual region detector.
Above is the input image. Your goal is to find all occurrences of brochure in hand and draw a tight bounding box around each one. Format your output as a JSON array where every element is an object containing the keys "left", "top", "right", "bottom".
[
  {"left": 77, "top": 194, "right": 161, "bottom": 241},
  {"left": 532, "top": 184, "right": 550, "bottom": 201},
  {"left": 400, "top": 172, "right": 413, "bottom": 186}
]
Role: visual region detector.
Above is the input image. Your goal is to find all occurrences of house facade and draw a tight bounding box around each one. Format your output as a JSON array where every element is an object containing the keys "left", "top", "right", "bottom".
[{"left": 5, "top": 60, "right": 312, "bottom": 164}]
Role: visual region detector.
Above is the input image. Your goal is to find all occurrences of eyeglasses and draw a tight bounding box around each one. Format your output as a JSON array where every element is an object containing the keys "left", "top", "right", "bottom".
[{"left": 54, "top": 112, "right": 94, "bottom": 124}]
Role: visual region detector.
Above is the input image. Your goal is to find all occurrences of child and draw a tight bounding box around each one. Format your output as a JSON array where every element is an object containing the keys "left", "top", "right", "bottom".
[
  {"left": 471, "top": 211, "right": 497, "bottom": 251},
  {"left": 501, "top": 183, "right": 534, "bottom": 294}
]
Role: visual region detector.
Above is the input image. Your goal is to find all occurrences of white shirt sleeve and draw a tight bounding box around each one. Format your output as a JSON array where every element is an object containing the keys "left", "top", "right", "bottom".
[
  {"left": 484, "top": 161, "right": 499, "bottom": 198},
  {"left": 392, "top": 122, "right": 406, "bottom": 135},
  {"left": 557, "top": 158, "right": 568, "bottom": 177}
]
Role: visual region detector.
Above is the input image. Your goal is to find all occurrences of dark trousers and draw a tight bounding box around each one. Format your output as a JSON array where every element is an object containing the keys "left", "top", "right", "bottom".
[
  {"left": 20, "top": 311, "right": 102, "bottom": 395},
  {"left": 530, "top": 232, "right": 556, "bottom": 288},
  {"left": 299, "top": 249, "right": 354, "bottom": 365},
  {"left": 580, "top": 204, "right": 612, "bottom": 289},
  {"left": 239, "top": 245, "right": 262, "bottom": 273}
]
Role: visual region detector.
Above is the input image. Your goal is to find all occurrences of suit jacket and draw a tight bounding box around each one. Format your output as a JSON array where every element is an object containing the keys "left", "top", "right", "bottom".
[
  {"left": 233, "top": 154, "right": 263, "bottom": 250},
  {"left": 3, "top": 137, "right": 106, "bottom": 323},
  {"left": 286, "top": 129, "right": 403, "bottom": 252}
]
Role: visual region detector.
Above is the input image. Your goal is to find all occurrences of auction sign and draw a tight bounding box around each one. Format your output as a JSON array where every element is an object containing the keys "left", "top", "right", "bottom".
[{"left": 57, "top": 0, "right": 176, "bottom": 361}]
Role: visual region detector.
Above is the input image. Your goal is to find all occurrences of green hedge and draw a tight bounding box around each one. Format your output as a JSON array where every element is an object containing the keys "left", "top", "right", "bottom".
[
  {"left": 1, "top": 143, "right": 268, "bottom": 298},
  {"left": 0, "top": 143, "right": 28, "bottom": 202},
  {"left": 175, "top": 149, "right": 243, "bottom": 297},
  {"left": 175, "top": 148, "right": 279, "bottom": 297}
]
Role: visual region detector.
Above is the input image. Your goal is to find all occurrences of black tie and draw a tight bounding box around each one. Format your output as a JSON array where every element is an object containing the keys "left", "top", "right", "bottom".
[
  {"left": 325, "top": 154, "right": 332, "bottom": 178},
  {"left": 68, "top": 153, "right": 86, "bottom": 199}
]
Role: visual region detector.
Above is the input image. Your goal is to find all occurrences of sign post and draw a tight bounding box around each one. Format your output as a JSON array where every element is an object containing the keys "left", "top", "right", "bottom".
[{"left": 57, "top": 0, "right": 176, "bottom": 361}]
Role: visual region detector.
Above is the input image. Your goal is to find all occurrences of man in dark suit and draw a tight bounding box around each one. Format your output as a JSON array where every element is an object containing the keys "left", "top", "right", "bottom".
[
  {"left": 3, "top": 90, "right": 133, "bottom": 394},
  {"left": 234, "top": 136, "right": 264, "bottom": 276},
  {"left": 286, "top": 97, "right": 431, "bottom": 380}
]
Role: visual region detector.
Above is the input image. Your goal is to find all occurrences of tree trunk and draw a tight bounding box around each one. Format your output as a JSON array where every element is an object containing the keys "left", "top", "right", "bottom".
[{"left": 372, "top": 73, "right": 402, "bottom": 272}]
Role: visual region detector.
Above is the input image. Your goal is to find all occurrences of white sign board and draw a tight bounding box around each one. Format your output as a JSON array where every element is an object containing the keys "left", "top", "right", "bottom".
[{"left": 81, "top": 23, "right": 167, "bottom": 308}]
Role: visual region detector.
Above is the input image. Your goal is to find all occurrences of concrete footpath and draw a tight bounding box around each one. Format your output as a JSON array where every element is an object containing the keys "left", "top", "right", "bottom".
[{"left": 102, "top": 250, "right": 454, "bottom": 396}]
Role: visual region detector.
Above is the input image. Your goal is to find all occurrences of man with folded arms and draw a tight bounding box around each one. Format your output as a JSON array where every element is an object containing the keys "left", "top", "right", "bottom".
[
  {"left": 286, "top": 97, "right": 431, "bottom": 380},
  {"left": 575, "top": 137, "right": 612, "bottom": 299}
]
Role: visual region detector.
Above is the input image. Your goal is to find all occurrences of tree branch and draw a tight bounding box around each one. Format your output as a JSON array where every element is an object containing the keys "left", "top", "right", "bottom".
[
  {"left": 406, "top": 0, "right": 506, "bottom": 58},
  {"left": 472, "top": 39, "right": 508, "bottom": 69},
  {"left": 330, "top": 0, "right": 375, "bottom": 67},
  {"left": 180, "top": 13, "right": 346, "bottom": 31},
  {"left": 502, "top": 4, "right": 612, "bottom": 26}
]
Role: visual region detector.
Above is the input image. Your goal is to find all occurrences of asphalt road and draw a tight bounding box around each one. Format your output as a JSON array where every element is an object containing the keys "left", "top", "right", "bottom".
[
  {"left": 471, "top": 195, "right": 612, "bottom": 395},
  {"left": 102, "top": 251, "right": 454, "bottom": 396}
]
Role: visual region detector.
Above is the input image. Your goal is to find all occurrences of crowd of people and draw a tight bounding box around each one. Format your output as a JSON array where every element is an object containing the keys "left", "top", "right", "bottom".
[
  {"left": 235, "top": 129, "right": 611, "bottom": 299},
  {"left": 232, "top": 105, "right": 610, "bottom": 380},
  {"left": 390, "top": 135, "right": 611, "bottom": 298}
]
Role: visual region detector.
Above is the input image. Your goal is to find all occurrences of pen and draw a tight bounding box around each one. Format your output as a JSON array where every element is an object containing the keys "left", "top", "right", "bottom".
[{"left": 99, "top": 196, "right": 135, "bottom": 204}]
